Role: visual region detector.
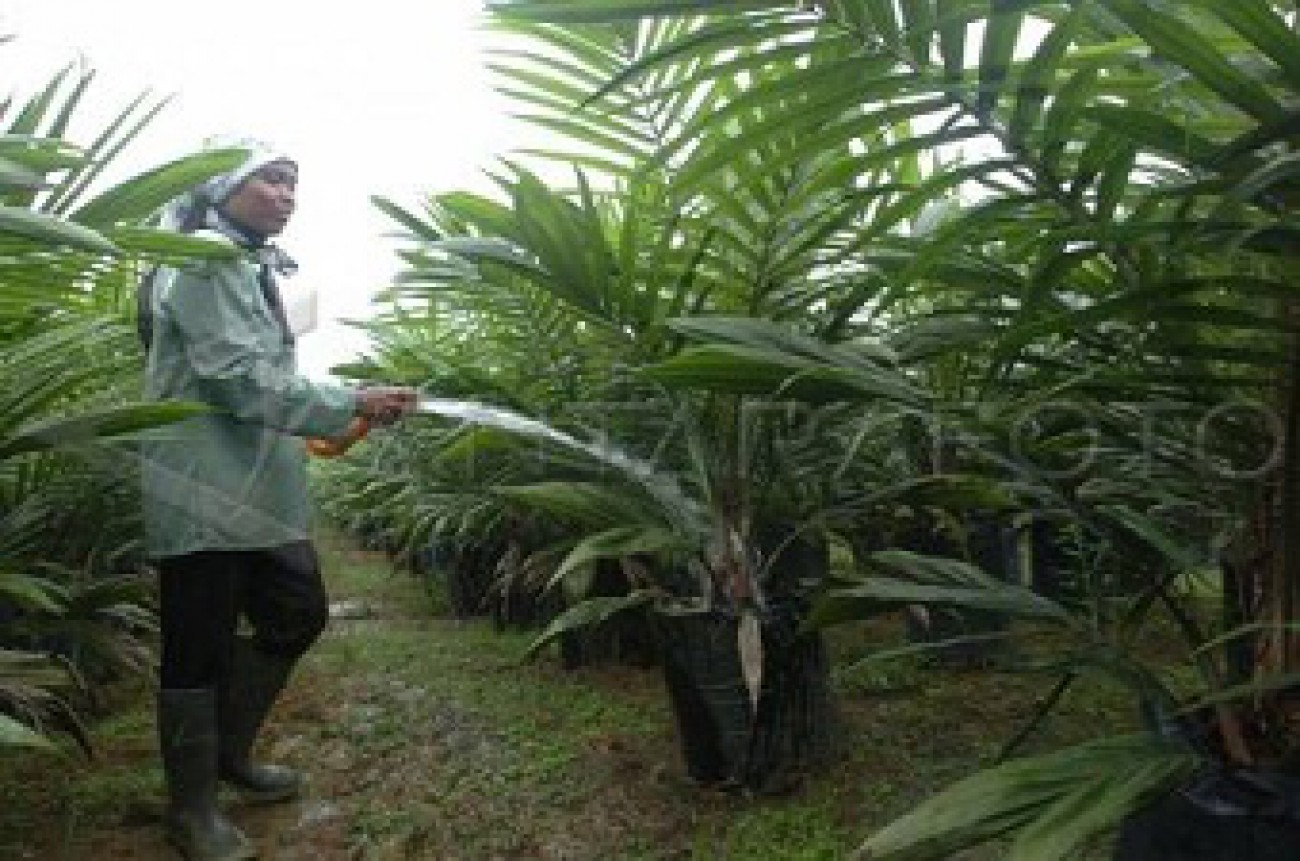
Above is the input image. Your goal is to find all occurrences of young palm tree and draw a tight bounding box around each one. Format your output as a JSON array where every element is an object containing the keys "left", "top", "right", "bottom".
[{"left": 336, "top": 7, "right": 1011, "bottom": 785}]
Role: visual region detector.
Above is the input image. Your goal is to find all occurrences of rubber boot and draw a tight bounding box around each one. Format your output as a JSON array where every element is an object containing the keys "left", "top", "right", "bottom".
[
  {"left": 217, "top": 638, "right": 303, "bottom": 804},
  {"left": 158, "top": 688, "right": 256, "bottom": 861}
]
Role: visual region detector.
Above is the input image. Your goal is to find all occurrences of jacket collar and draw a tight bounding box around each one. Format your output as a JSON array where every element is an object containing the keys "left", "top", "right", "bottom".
[{"left": 205, "top": 209, "right": 298, "bottom": 277}]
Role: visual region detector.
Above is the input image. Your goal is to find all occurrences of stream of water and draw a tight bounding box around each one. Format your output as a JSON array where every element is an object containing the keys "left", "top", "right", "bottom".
[{"left": 414, "top": 397, "right": 698, "bottom": 523}]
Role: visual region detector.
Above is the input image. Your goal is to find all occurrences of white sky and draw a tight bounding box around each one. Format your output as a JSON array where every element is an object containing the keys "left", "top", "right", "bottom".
[{"left": 2, "top": 0, "right": 516, "bottom": 378}]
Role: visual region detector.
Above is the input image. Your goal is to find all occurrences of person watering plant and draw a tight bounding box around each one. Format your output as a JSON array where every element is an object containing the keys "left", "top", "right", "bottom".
[{"left": 138, "top": 138, "right": 416, "bottom": 861}]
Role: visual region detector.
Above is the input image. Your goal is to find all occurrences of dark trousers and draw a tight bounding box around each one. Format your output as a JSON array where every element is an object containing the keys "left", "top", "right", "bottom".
[{"left": 157, "top": 541, "right": 329, "bottom": 689}]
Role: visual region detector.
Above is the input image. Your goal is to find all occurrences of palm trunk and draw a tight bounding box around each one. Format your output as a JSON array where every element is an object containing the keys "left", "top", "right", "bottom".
[
  {"left": 656, "top": 602, "right": 835, "bottom": 792},
  {"left": 1223, "top": 298, "right": 1300, "bottom": 762},
  {"left": 1258, "top": 306, "right": 1300, "bottom": 680}
]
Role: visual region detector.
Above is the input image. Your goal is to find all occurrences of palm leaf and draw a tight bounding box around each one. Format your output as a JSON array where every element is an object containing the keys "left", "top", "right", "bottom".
[
  {"left": 0, "top": 207, "right": 117, "bottom": 254},
  {"left": 0, "top": 402, "right": 211, "bottom": 461},
  {"left": 856, "top": 734, "right": 1200, "bottom": 861},
  {"left": 524, "top": 590, "right": 658, "bottom": 659},
  {"left": 1099, "top": 0, "right": 1284, "bottom": 124},
  {"left": 70, "top": 148, "right": 248, "bottom": 228}
]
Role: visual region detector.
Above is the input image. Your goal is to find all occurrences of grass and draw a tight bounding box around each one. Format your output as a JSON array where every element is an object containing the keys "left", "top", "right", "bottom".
[{"left": 0, "top": 530, "right": 1183, "bottom": 860}]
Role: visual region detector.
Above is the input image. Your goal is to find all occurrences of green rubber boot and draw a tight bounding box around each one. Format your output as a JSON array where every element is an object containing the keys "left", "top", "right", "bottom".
[
  {"left": 158, "top": 688, "right": 257, "bottom": 861},
  {"left": 217, "top": 638, "right": 304, "bottom": 804}
]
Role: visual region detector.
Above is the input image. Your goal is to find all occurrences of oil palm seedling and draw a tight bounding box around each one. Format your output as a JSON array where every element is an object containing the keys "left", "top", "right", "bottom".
[{"left": 341, "top": 9, "right": 957, "bottom": 779}]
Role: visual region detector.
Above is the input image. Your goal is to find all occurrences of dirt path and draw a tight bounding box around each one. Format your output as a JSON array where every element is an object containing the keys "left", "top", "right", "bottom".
[
  {"left": 4, "top": 542, "right": 708, "bottom": 861},
  {"left": 2, "top": 537, "right": 1143, "bottom": 860}
]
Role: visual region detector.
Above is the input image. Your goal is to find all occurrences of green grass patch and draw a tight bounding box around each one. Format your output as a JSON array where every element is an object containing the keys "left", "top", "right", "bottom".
[{"left": 0, "top": 529, "right": 1191, "bottom": 860}]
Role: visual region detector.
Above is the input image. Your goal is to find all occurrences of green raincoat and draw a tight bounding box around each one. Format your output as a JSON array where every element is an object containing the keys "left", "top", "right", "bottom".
[{"left": 140, "top": 233, "right": 356, "bottom": 559}]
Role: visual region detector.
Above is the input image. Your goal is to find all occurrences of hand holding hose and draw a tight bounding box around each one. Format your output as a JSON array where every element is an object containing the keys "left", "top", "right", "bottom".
[
  {"left": 306, "top": 386, "right": 418, "bottom": 458},
  {"left": 355, "top": 386, "right": 419, "bottom": 427}
]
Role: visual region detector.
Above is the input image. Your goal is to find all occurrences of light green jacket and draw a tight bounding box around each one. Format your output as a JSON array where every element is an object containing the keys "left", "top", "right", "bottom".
[{"left": 140, "top": 235, "right": 356, "bottom": 559}]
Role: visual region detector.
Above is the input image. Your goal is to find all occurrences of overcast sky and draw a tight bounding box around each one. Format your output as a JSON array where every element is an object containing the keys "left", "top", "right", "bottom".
[{"left": 3, "top": 0, "right": 515, "bottom": 378}]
